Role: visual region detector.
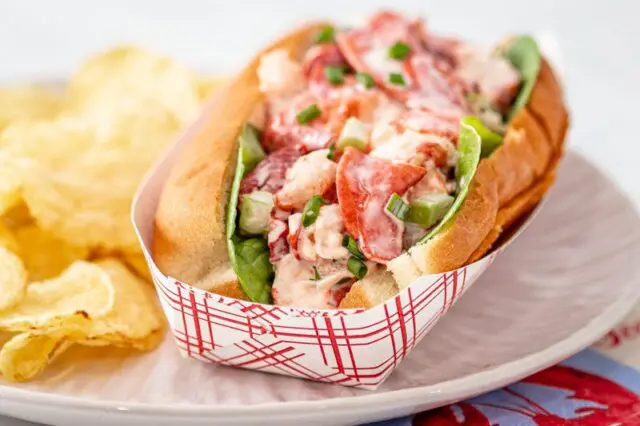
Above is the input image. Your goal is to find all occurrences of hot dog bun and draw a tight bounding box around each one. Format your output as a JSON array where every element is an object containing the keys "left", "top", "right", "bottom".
[
  {"left": 385, "top": 58, "right": 568, "bottom": 287},
  {"left": 153, "top": 23, "right": 329, "bottom": 297},
  {"left": 153, "top": 25, "right": 569, "bottom": 310}
]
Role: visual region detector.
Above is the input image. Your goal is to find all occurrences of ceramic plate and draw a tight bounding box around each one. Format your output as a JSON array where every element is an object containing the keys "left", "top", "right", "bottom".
[{"left": 1, "top": 151, "right": 639, "bottom": 425}]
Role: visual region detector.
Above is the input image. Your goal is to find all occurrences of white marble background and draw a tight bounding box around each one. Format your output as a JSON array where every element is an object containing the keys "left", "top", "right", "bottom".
[{"left": 0, "top": 0, "right": 638, "bottom": 424}]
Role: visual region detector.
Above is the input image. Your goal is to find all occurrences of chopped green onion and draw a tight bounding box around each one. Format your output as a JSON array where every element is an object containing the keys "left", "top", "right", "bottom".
[
  {"left": 388, "top": 42, "right": 411, "bottom": 60},
  {"left": 302, "top": 195, "right": 327, "bottom": 227},
  {"left": 311, "top": 265, "right": 321, "bottom": 281},
  {"left": 327, "top": 144, "right": 336, "bottom": 160},
  {"left": 337, "top": 117, "right": 368, "bottom": 151},
  {"left": 406, "top": 193, "right": 455, "bottom": 228},
  {"left": 386, "top": 193, "right": 409, "bottom": 221},
  {"left": 315, "top": 26, "right": 335, "bottom": 44},
  {"left": 356, "top": 72, "right": 375, "bottom": 89},
  {"left": 347, "top": 256, "right": 368, "bottom": 279},
  {"left": 342, "top": 234, "right": 364, "bottom": 259},
  {"left": 296, "top": 104, "right": 321, "bottom": 124},
  {"left": 324, "top": 66, "right": 345, "bottom": 86},
  {"left": 388, "top": 73, "right": 406, "bottom": 86}
]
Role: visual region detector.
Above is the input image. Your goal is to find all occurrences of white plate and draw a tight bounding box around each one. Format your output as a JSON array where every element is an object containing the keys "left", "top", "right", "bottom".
[{"left": 1, "top": 150, "right": 639, "bottom": 426}]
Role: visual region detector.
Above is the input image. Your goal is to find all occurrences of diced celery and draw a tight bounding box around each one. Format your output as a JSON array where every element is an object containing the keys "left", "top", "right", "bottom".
[
  {"left": 337, "top": 117, "right": 368, "bottom": 151},
  {"left": 407, "top": 193, "right": 455, "bottom": 228},
  {"left": 239, "top": 191, "right": 274, "bottom": 235}
]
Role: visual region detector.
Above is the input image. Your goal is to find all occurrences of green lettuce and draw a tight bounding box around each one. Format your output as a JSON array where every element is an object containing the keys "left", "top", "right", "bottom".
[
  {"left": 226, "top": 124, "right": 273, "bottom": 304},
  {"left": 420, "top": 121, "right": 482, "bottom": 242},
  {"left": 462, "top": 116, "right": 503, "bottom": 158},
  {"left": 504, "top": 35, "right": 541, "bottom": 121}
]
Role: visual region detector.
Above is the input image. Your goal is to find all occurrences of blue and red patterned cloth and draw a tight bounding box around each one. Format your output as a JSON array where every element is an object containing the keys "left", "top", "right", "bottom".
[{"left": 368, "top": 310, "right": 640, "bottom": 425}]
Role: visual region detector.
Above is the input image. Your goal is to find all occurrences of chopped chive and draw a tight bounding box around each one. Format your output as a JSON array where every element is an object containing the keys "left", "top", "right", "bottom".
[
  {"left": 341, "top": 234, "right": 365, "bottom": 259},
  {"left": 324, "top": 66, "right": 345, "bottom": 86},
  {"left": 388, "top": 73, "right": 406, "bottom": 86},
  {"left": 296, "top": 104, "right": 321, "bottom": 124},
  {"left": 311, "top": 265, "right": 321, "bottom": 281},
  {"left": 386, "top": 193, "right": 409, "bottom": 221},
  {"left": 356, "top": 72, "right": 375, "bottom": 89},
  {"left": 315, "top": 26, "right": 335, "bottom": 44},
  {"left": 327, "top": 144, "right": 336, "bottom": 160},
  {"left": 302, "top": 195, "right": 328, "bottom": 227},
  {"left": 388, "top": 41, "right": 411, "bottom": 60},
  {"left": 347, "top": 256, "right": 368, "bottom": 279}
]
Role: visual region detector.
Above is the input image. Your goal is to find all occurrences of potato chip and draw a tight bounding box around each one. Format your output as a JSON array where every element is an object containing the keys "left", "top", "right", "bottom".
[
  {"left": 1, "top": 202, "right": 33, "bottom": 229},
  {"left": 13, "top": 225, "right": 90, "bottom": 281},
  {"left": 0, "top": 46, "right": 218, "bottom": 382},
  {"left": 126, "top": 328, "right": 165, "bottom": 351},
  {"left": 78, "top": 259, "right": 164, "bottom": 347},
  {"left": 0, "top": 261, "right": 114, "bottom": 331},
  {"left": 120, "top": 252, "right": 152, "bottom": 282},
  {"left": 0, "top": 48, "right": 220, "bottom": 258},
  {"left": 0, "top": 330, "right": 76, "bottom": 382},
  {"left": 68, "top": 45, "right": 202, "bottom": 126},
  {"left": 0, "top": 332, "right": 13, "bottom": 346},
  {"left": 0, "top": 86, "right": 62, "bottom": 133},
  {"left": 80, "top": 328, "right": 165, "bottom": 351},
  {"left": 0, "top": 151, "right": 22, "bottom": 216},
  {"left": 0, "top": 246, "right": 27, "bottom": 311},
  {"left": 1, "top": 103, "right": 180, "bottom": 254},
  {"left": 0, "top": 221, "right": 19, "bottom": 254}
]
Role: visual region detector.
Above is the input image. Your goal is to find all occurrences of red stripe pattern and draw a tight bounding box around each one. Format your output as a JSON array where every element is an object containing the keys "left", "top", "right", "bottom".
[{"left": 144, "top": 248, "right": 500, "bottom": 389}]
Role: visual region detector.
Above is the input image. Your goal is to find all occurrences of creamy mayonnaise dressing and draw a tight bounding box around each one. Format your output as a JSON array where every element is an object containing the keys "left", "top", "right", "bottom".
[
  {"left": 314, "top": 205, "right": 349, "bottom": 260},
  {"left": 288, "top": 213, "right": 317, "bottom": 261},
  {"left": 248, "top": 14, "right": 523, "bottom": 308},
  {"left": 454, "top": 45, "right": 520, "bottom": 105},
  {"left": 408, "top": 162, "right": 450, "bottom": 201},
  {"left": 288, "top": 205, "right": 348, "bottom": 263},
  {"left": 276, "top": 149, "right": 336, "bottom": 210},
  {"left": 272, "top": 254, "right": 353, "bottom": 309},
  {"left": 346, "top": 165, "right": 404, "bottom": 262},
  {"left": 258, "top": 50, "right": 306, "bottom": 97},
  {"left": 363, "top": 46, "right": 407, "bottom": 81},
  {"left": 370, "top": 129, "right": 454, "bottom": 166}
]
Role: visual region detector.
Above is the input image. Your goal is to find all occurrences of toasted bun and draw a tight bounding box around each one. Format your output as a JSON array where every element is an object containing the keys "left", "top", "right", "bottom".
[
  {"left": 154, "top": 24, "right": 568, "bottom": 310},
  {"left": 339, "top": 269, "right": 398, "bottom": 309},
  {"left": 388, "top": 58, "right": 569, "bottom": 282},
  {"left": 152, "top": 23, "right": 329, "bottom": 295}
]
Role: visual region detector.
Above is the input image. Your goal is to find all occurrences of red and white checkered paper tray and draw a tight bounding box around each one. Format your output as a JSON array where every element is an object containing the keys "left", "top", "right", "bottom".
[{"left": 131, "top": 104, "right": 540, "bottom": 390}]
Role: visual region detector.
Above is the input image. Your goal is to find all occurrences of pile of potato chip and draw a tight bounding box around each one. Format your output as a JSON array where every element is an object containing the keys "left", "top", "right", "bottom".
[{"left": 0, "top": 45, "right": 226, "bottom": 382}]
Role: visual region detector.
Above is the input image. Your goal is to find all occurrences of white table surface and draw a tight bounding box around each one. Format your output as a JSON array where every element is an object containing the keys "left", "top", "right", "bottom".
[{"left": 1, "top": 1, "right": 639, "bottom": 425}]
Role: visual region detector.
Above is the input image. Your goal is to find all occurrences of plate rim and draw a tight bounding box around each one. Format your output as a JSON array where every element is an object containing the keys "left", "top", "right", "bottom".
[
  {"left": 2, "top": 150, "right": 640, "bottom": 421},
  {"left": 1, "top": 252, "right": 639, "bottom": 422}
]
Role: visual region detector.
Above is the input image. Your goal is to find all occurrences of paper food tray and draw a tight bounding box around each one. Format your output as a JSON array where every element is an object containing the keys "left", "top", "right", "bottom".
[
  {"left": 131, "top": 31, "right": 561, "bottom": 389},
  {"left": 132, "top": 125, "right": 541, "bottom": 390}
]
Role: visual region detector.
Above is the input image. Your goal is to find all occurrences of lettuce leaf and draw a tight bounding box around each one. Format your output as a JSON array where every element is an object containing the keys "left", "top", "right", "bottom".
[
  {"left": 226, "top": 124, "right": 273, "bottom": 304},
  {"left": 504, "top": 35, "right": 541, "bottom": 121},
  {"left": 420, "top": 121, "right": 482, "bottom": 242},
  {"left": 462, "top": 116, "right": 503, "bottom": 158}
]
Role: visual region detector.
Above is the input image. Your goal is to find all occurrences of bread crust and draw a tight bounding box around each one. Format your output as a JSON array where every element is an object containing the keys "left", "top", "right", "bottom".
[
  {"left": 338, "top": 270, "right": 398, "bottom": 310},
  {"left": 389, "top": 58, "right": 569, "bottom": 279},
  {"left": 153, "top": 24, "right": 569, "bottom": 309},
  {"left": 406, "top": 160, "right": 499, "bottom": 275},
  {"left": 152, "top": 23, "right": 329, "bottom": 292}
]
